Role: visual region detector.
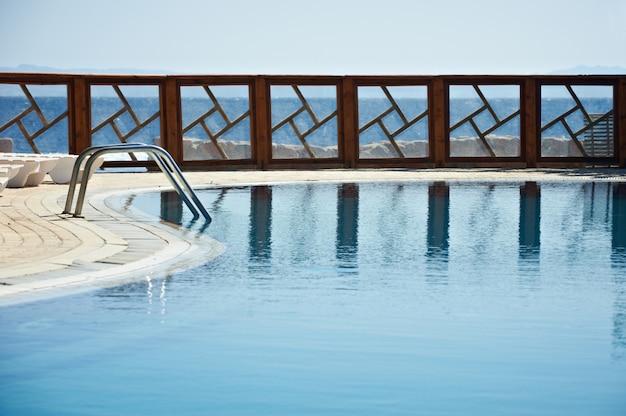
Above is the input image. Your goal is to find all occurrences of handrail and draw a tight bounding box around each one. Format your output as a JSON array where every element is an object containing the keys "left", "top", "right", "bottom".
[{"left": 63, "top": 144, "right": 211, "bottom": 222}]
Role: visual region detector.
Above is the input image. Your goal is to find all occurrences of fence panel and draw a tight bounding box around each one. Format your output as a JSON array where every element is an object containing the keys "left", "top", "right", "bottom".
[{"left": 0, "top": 73, "right": 623, "bottom": 168}]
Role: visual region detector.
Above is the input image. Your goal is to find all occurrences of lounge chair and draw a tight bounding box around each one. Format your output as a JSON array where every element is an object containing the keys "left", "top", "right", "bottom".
[
  {"left": 25, "top": 157, "right": 59, "bottom": 186},
  {"left": 48, "top": 154, "right": 79, "bottom": 184}
]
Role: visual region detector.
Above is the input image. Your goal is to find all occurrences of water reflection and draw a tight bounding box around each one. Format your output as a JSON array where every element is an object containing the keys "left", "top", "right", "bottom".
[
  {"left": 96, "top": 276, "right": 171, "bottom": 318},
  {"left": 519, "top": 182, "right": 541, "bottom": 261},
  {"left": 612, "top": 183, "right": 626, "bottom": 359},
  {"left": 210, "top": 188, "right": 230, "bottom": 213},
  {"left": 376, "top": 184, "right": 411, "bottom": 265},
  {"left": 336, "top": 183, "right": 359, "bottom": 268},
  {"left": 427, "top": 182, "right": 449, "bottom": 259},
  {"left": 612, "top": 183, "right": 626, "bottom": 262},
  {"left": 159, "top": 191, "right": 184, "bottom": 225},
  {"left": 286, "top": 184, "right": 319, "bottom": 264},
  {"left": 585, "top": 182, "right": 612, "bottom": 228},
  {"left": 114, "top": 180, "right": 626, "bottom": 360},
  {"left": 614, "top": 288, "right": 626, "bottom": 361},
  {"left": 146, "top": 275, "right": 168, "bottom": 321},
  {"left": 249, "top": 186, "right": 273, "bottom": 266},
  {"left": 159, "top": 190, "right": 210, "bottom": 231}
]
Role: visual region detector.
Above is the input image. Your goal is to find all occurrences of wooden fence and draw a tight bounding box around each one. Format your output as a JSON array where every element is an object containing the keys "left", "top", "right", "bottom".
[{"left": 0, "top": 73, "right": 624, "bottom": 169}]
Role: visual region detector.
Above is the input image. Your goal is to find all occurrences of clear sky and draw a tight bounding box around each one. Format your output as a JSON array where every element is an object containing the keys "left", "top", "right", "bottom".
[{"left": 1, "top": 0, "right": 625, "bottom": 75}]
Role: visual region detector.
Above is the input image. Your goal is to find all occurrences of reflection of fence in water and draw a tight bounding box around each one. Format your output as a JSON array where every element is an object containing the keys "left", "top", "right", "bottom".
[{"left": 154, "top": 180, "right": 626, "bottom": 357}]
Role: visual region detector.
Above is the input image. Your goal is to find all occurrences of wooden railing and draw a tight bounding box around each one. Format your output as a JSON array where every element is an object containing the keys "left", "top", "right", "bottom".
[{"left": 0, "top": 73, "right": 624, "bottom": 169}]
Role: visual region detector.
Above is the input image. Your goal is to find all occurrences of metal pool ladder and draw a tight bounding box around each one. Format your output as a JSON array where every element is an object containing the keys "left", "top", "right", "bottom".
[{"left": 63, "top": 144, "right": 212, "bottom": 222}]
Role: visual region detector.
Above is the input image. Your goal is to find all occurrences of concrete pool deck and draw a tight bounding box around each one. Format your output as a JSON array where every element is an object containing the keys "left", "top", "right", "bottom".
[{"left": 1, "top": 167, "right": 625, "bottom": 304}]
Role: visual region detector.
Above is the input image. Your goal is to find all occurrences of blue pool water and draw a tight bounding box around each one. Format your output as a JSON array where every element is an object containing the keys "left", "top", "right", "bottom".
[{"left": 1, "top": 181, "right": 626, "bottom": 415}]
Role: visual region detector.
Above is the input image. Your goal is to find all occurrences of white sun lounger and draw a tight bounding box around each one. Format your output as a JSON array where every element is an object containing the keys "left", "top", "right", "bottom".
[
  {"left": 25, "top": 153, "right": 102, "bottom": 184},
  {"left": 0, "top": 152, "right": 103, "bottom": 188},
  {"left": 48, "top": 154, "right": 79, "bottom": 184},
  {"left": 0, "top": 154, "right": 60, "bottom": 187},
  {"left": 25, "top": 157, "right": 59, "bottom": 186},
  {"left": 0, "top": 166, "right": 15, "bottom": 193},
  {"left": 1, "top": 158, "right": 40, "bottom": 188},
  {"left": 0, "top": 164, "right": 23, "bottom": 180}
]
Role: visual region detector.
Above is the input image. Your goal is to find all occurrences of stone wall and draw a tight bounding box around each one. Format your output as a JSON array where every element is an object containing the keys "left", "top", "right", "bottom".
[
  {"left": 153, "top": 136, "right": 589, "bottom": 160},
  {"left": 451, "top": 136, "right": 585, "bottom": 158}
]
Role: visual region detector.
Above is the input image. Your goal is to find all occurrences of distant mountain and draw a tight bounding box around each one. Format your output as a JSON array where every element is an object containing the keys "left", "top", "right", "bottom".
[
  {"left": 548, "top": 65, "right": 626, "bottom": 75},
  {"left": 0, "top": 64, "right": 181, "bottom": 74},
  {"left": 2, "top": 64, "right": 625, "bottom": 76}
]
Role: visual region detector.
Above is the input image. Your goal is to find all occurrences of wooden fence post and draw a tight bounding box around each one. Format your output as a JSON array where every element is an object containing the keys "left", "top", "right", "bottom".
[
  {"left": 162, "top": 77, "right": 182, "bottom": 163},
  {"left": 70, "top": 76, "right": 90, "bottom": 154},
  {"left": 431, "top": 78, "right": 446, "bottom": 167},
  {"left": 341, "top": 77, "right": 357, "bottom": 168},
  {"left": 253, "top": 76, "right": 270, "bottom": 169},
  {"left": 524, "top": 78, "right": 538, "bottom": 167}
]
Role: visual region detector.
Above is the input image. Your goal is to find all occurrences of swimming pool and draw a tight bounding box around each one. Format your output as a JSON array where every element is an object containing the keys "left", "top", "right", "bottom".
[{"left": 1, "top": 180, "right": 625, "bottom": 415}]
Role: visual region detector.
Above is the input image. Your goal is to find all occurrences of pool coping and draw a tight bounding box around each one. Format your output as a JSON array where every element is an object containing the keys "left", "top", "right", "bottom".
[{"left": 1, "top": 168, "right": 625, "bottom": 305}]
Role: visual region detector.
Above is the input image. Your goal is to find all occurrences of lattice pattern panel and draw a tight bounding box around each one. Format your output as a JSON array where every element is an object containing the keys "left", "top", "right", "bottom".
[
  {"left": 449, "top": 85, "right": 521, "bottom": 157},
  {"left": 91, "top": 85, "right": 161, "bottom": 161},
  {"left": 0, "top": 84, "right": 69, "bottom": 153},
  {"left": 358, "top": 85, "right": 429, "bottom": 159},
  {"left": 540, "top": 85, "right": 614, "bottom": 158},
  {"left": 271, "top": 85, "right": 338, "bottom": 159},
  {"left": 180, "top": 85, "right": 251, "bottom": 161}
]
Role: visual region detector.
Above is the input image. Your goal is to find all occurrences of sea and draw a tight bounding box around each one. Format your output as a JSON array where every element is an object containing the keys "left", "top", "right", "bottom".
[{"left": 0, "top": 93, "right": 614, "bottom": 154}]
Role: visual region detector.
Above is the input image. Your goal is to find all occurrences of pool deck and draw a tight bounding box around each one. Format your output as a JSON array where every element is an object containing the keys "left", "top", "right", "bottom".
[{"left": 1, "top": 168, "right": 625, "bottom": 305}]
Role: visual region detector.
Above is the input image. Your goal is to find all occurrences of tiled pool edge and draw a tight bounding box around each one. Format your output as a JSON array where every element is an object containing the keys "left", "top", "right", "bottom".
[{"left": 0, "top": 182, "right": 226, "bottom": 306}]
